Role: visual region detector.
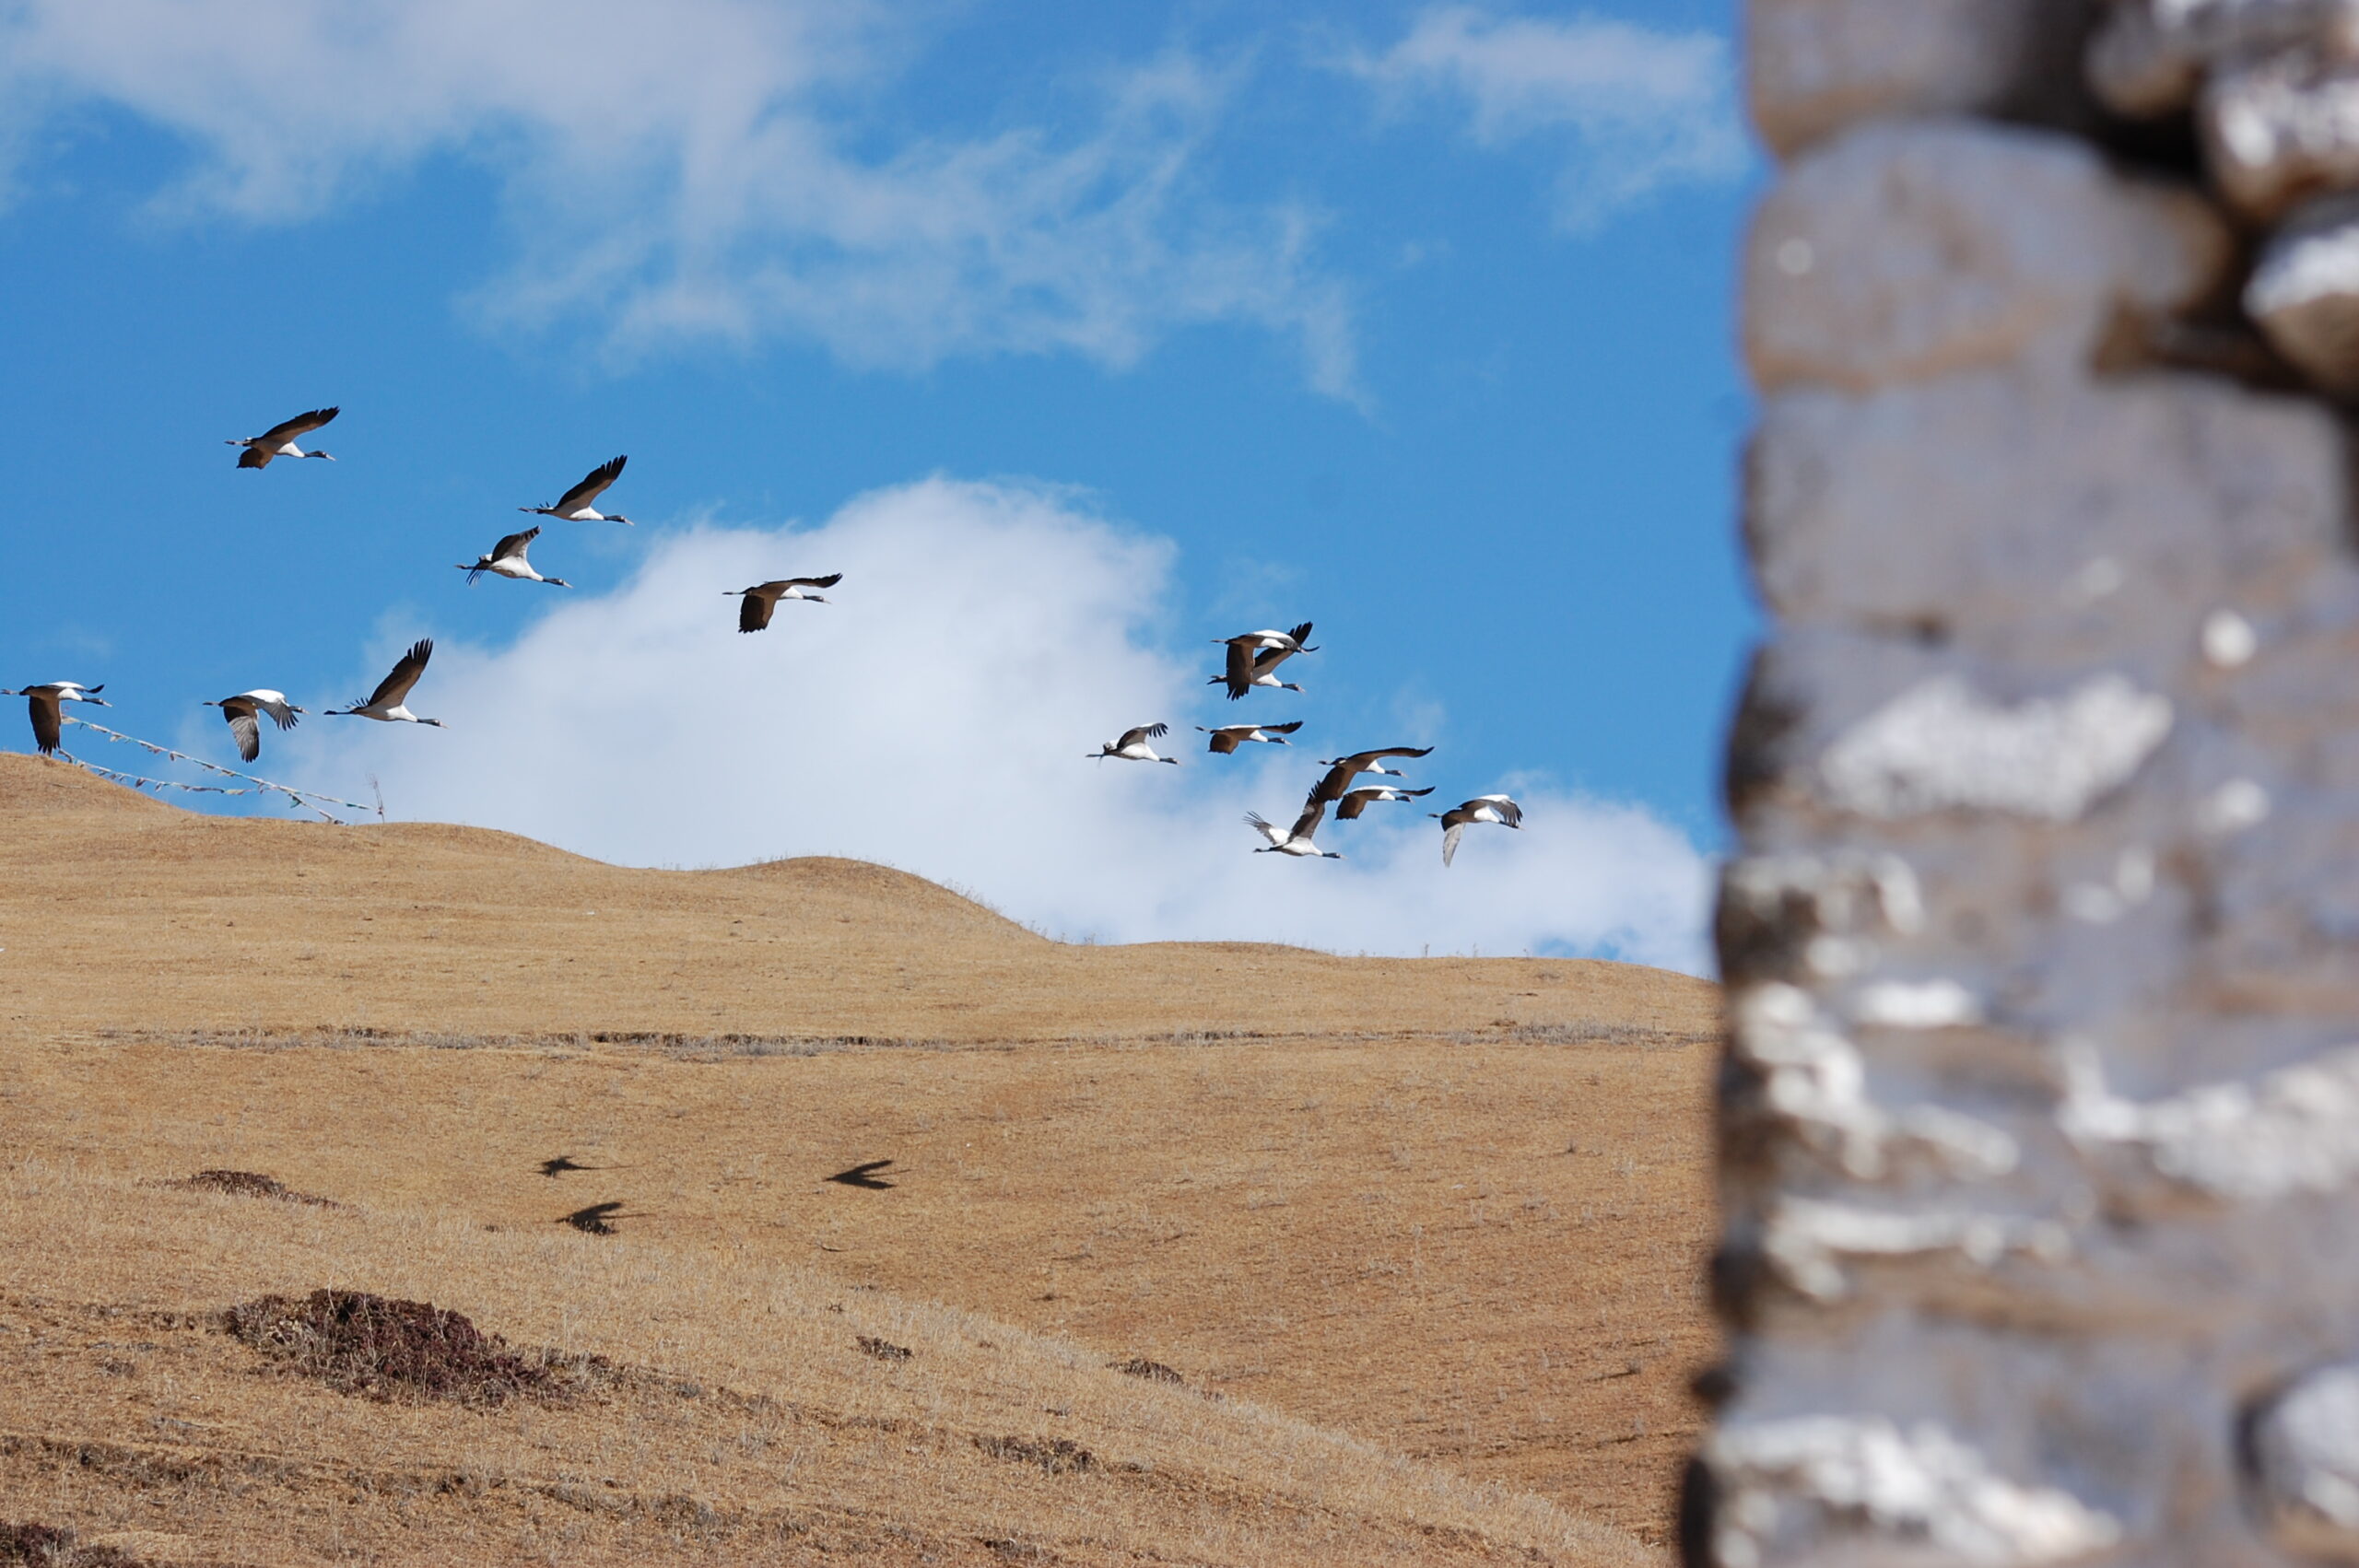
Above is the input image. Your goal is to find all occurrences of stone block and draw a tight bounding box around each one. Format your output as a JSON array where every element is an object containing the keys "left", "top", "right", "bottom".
[
  {"left": 2248, "top": 192, "right": 2359, "bottom": 391},
  {"left": 2204, "top": 43, "right": 2359, "bottom": 217},
  {"left": 2249, "top": 1363, "right": 2359, "bottom": 1561},
  {"left": 1750, "top": 0, "right": 2094, "bottom": 157},
  {"left": 1745, "top": 121, "right": 2230, "bottom": 392},
  {"left": 1748, "top": 369, "right": 2347, "bottom": 665}
]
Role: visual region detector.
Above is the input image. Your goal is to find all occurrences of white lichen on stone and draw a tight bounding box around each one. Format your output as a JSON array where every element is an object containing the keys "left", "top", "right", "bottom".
[
  {"left": 1707, "top": 1416, "right": 2123, "bottom": 1567},
  {"left": 1816, "top": 674, "right": 2173, "bottom": 822},
  {"left": 2060, "top": 1040, "right": 2359, "bottom": 1201}
]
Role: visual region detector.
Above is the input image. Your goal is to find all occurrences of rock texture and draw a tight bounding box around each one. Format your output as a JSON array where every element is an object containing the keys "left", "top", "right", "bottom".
[{"left": 1699, "top": 5, "right": 2359, "bottom": 1565}]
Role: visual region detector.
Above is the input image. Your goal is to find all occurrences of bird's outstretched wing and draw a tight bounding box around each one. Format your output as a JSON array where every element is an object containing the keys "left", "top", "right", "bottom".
[
  {"left": 491, "top": 526, "right": 540, "bottom": 562},
  {"left": 226, "top": 709, "right": 262, "bottom": 762},
  {"left": 1441, "top": 822, "right": 1466, "bottom": 867},
  {"left": 1245, "top": 811, "right": 1284, "bottom": 847},
  {"left": 237, "top": 446, "right": 273, "bottom": 470},
  {"left": 557, "top": 454, "right": 626, "bottom": 512},
  {"left": 1348, "top": 745, "right": 1434, "bottom": 767},
  {"left": 365, "top": 639, "right": 433, "bottom": 708},
  {"left": 1287, "top": 798, "right": 1329, "bottom": 843},
  {"left": 1203, "top": 728, "right": 1242, "bottom": 754},
  {"left": 784, "top": 573, "right": 842, "bottom": 590},
  {"left": 27, "top": 693, "right": 61, "bottom": 755},
  {"left": 1263, "top": 720, "right": 1303, "bottom": 736},
  {"left": 826, "top": 1159, "right": 897, "bottom": 1189},
  {"left": 1221, "top": 641, "right": 1254, "bottom": 699},
  {"left": 258, "top": 406, "right": 338, "bottom": 445},
  {"left": 738, "top": 591, "right": 775, "bottom": 634},
  {"left": 1115, "top": 722, "right": 1168, "bottom": 749}
]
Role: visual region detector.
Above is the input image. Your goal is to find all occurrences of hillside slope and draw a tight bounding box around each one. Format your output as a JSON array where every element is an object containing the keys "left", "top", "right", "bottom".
[{"left": 0, "top": 755, "right": 1722, "bottom": 1561}]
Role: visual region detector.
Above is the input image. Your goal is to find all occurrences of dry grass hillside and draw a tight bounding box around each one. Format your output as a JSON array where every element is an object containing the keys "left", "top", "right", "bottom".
[{"left": 0, "top": 755, "right": 1722, "bottom": 1566}]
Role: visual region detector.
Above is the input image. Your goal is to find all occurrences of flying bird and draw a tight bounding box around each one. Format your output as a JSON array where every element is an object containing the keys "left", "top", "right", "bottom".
[
  {"left": 1336, "top": 784, "right": 1435, "bottom": 820},
  {"left": 1197, "top": 720, "right": 1302, "bottom": 755},
  {"left": 1212, "top": 622, "right": 1317, "bottom": 700},
  {"left": 456, "top": 526, "right": 569, "bottom": 587},
  {"left": 326, "top": 639, "right": 441, "bottom": 727},
  {"left": 727, "top": 574, "right": 842, "bottom": 632},
  {"left": 1309, "top": 745, "right": 1435, "bottom": 804},
  {"left": 1247, "top": 801, "right": 1341, "bottom": 859},
  {"left": 825, "top": 1160, "right": 898, "bottom": 1190},
  {"left": 1088, "top": 722, "right": 1180, "bottom": 764},
  {"left": 2, "top": 681, "right": 108, "bottom": 756},
  {"left": 522, "top": 455, "right": 633, "bottom": 524},
  {"left": 228, "top": 406, "right": 337, "bottom": 469},
  {"left": 537, "top": 1155, "right": 612, "bottom": 1178},
  {"left": 559, "top": 1200, "right": 635, "bottom": 1235},
  {"left": 202, "top": 690, "right": 302, "bottom": 763},
  {"left": 1433, "top": 795, "right": 1525, "bottom": 866}
]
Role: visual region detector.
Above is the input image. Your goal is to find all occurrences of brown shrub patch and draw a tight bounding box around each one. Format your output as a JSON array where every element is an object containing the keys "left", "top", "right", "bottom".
[
  {"left": 973, "top": 1434, "right": 1094, "bottom": 1475},
  {"left": 220, "top": 1290, "right": 584, "bottom": 1407},
  {"left": 855, "top": 1335, "right": 911, "bottom": 1363},
  {"left": 0, "top": 1521, "right": 172, "bottom": 1566},
  {"left": 1110, "top": 1357, "right": 1182, "bottom": 1385},
  {"left": 178, "top": 1171, "right": 333, "bottom": 1207}
]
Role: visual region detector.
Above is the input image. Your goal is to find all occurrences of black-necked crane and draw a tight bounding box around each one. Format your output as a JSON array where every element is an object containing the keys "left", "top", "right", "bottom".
[
  {"left": 326, "top": 640, "right": 442, "bottom": 727},
  {"left": 1433, "top": 795, "right": 1524, "bottom": 866},
  {"left": 1309, "top": 744, "right": 1434, "bottom": 804},
  {"left": 1336, "top": 784, "right": 1434, "bottom": 819},
  {"left": 228, "top": 406, "right": 337, "bottom": 469},
  {"left": 1088, "top": 722, "right": 1180, "bottom": 764},
  {"left": 1211, "top": 621, "right": 1317, "bottom": 700},
  {"left": 2, "top": 681, "right": 108, "bottom": 755},
  {"left": 1197, "top": 720, "right": 1302, "bottom": 754},
  {"left": 522, "top": 455, "right": 633, "bottom": 524},
  {"left": 457, "top": 526, "right": 569, "bottom": 587},
  {"left": 202, "top": 690, "right": 302, "bottom": 762},
  {"left": 1247, "top": 800, "right": 1340, "bottom": 859},
  {"left": 726, "top": 574, "right": 842, "bottom": 632}
]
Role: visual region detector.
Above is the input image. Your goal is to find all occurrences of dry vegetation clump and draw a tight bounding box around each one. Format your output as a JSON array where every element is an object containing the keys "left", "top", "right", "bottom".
[
  {"left": 973, "top": 1434, "right": 1095, "bottom": 1475},
  {"left": 1109, "top": 1356, "right": 1183, "bottom": 1385},
  {"left": 857, "top": 1334, "right": 912, "bottom": 1362},
  {"left": 220, "top": 1289, "right": 594, "bottom": 1407},
  {"left": 0, "top": 1522, "right": 178, "bottom": 1567},
  {"left": 176, "top": 1170, "right": 333, "bottom": 1207}
]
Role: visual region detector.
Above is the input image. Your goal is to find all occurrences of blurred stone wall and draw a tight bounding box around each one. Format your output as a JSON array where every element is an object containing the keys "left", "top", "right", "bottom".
[{"left": 1696, "top": 3, "right": 2359, "bottom": 1563}]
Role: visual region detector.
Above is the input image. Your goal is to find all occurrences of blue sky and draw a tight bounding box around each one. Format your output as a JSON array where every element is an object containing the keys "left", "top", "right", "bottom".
[{"left": 0, "top": 0, "right": 1755, "bottom": 966}]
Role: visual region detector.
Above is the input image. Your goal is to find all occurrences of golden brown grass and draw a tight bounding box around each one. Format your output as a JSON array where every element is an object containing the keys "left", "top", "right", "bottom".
[{"left": 0, "top": 756, "right": 1722, "bottom": 1564}]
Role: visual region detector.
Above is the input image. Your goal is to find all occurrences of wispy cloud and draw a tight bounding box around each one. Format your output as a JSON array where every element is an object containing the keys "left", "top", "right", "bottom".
[
  {"left": 278, "top": 478, "right": 1710, "bottom": 968},
  {"left": 1341, "top": 6, "right": 1746, "bottom": 229},
  {"left": 0, "top": 0, "right": 1356, "bottom": 393}
]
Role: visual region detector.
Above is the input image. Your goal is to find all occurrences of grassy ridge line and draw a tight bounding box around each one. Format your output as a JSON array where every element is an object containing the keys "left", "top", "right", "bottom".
[{"left": 0, "top": 1156, "right": 1655, "bottom": 1567}]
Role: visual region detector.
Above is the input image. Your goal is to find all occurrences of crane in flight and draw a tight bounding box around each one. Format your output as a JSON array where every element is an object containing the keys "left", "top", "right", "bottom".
[
  {"left": 228, "top": 406, "right": 337, "bottom": 469},
  {"left": 202, "top": 690, "right": 303, "bottom": 762},
  {"left": 522, "top": 455, "right": 634, "bottom": 524}
]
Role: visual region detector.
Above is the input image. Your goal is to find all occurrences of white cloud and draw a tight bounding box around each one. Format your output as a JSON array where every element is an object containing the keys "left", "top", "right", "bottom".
[
  {"left": 282, "top": 479, "right": 1710, "bottom": 970},
  {"left": 1344, "top": 6, "right": 1747, "bottom": 229},
  {"left": 0, "top": 0, "right": 1356, "bottom": 394}
]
